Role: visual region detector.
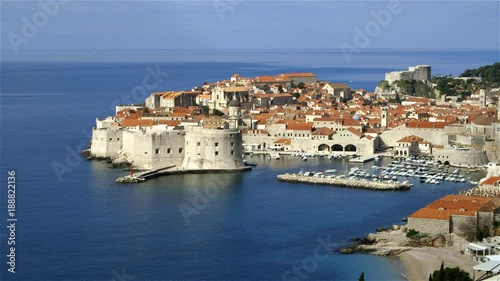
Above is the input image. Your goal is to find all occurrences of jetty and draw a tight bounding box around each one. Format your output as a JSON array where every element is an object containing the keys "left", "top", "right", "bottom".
[
  {"left": 349, "top": 154, "right": 379, "bottom": 163},
  {"left": 277, "top": 173, "right": 411, "bottom": 191},
  {"left": 115, "top": 165, "right": 252, "bottom": 183}
]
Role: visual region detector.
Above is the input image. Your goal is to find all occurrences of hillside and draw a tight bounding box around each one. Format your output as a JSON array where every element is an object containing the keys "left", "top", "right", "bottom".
[{"left": 460, "top": 62, "right": 500, "bottom": 84}]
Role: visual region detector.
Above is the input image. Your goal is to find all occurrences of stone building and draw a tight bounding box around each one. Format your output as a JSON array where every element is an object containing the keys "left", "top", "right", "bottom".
[
  {"left": 89, "top": 98, "right": 246, "bottom": 171},
  {"left": 433, "top": 147, "right": 489, "bottom": 167},
  {"left": 210, "top": 86, "right": 251, "bottom": 109},
  {"left": 394, "top": 135, "right": 424, "bottom": 157},
  {"left": 384, "top": 65, "right": 431, "bottom": 84},
  {"left": 407, "top": 195, "right": 500, "bottom": 240},
  {"left": 322, "top": 83, "right": 351, "bottom": 101},
  {"left": 278, "top": 73, "right": 317, "bottom": 85}
]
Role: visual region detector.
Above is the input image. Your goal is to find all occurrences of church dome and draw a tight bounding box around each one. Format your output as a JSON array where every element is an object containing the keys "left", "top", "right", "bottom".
[{"left": 229, "top": 94, "right": 241, "bottom": 107}]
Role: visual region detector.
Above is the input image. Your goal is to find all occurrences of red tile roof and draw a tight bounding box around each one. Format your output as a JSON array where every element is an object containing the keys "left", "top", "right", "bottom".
[
  {"left": 346, "top": 127, "right": 364, "bottom": 138},
  {"left": 409, "top": 195, "right": 493, "bottom": 220},
  {"left": 287, "top": 122, "right": 313, "bottom": 131},
  {"left": 397, "top": 135, "right": 424, "bottom": 143},
  {"left": 312, "top": 127, "right": 336, "bottom": 136},
  {"left": 274, "top": 138, "right": 291, "bottom": 145},
  {"left": 481, "top": 177, "right": 500, "bottom": 185}
]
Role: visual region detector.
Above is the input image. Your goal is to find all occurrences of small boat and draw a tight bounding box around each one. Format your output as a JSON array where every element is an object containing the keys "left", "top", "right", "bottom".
[
  {"left": 243, "top": 161, "right": 257, "bottom": 167},
  {"left": 302, "top": 156, "right": 308, "bottom": 161},
  {"left": 325, "top": 169, "right": 337, "bottom": 173}
]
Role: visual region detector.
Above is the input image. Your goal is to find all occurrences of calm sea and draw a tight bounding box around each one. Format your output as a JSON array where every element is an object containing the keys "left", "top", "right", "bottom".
[{"left": 0, "top": 50, "right": 497, "bottom": 280}]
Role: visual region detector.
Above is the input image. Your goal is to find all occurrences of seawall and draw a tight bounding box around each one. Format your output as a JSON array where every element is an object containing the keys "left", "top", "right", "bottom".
[{"left": 277, "top": 174, "right": 411, "bottom": 191}]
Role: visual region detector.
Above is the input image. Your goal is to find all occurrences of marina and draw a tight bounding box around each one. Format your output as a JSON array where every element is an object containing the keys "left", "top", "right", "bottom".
[{"left": 268, "top": 154, "right": 485, "bottom": 193}]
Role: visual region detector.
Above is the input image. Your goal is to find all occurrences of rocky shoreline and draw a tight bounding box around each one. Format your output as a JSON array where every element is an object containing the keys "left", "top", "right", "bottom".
[
  {"left": 81, "top": 149, "right": 132, "bottom": 168},
  {"left": 339, "top": 225, "right": 446, "bottom": 256}
]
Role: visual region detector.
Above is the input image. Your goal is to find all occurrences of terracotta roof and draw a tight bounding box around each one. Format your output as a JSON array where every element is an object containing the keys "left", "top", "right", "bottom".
[
  {"left": 120, "top": 119, "right": 154, "bottom": 127},
  {"left": 397, "top": 135, "right": 424, "bottom": 143},
  {"left": 274, "top": 138, "right": 291, "bottom": 145},
  {"left": 404, "top": 97, "right": 432, "bottom": 103},
  {"left": 472, "top": 115, "right": 495, "bottom": 126},
  {"left": 170, "top": 112, "right": 187, "bottom": 118},
  {"left": 255, "top": 76, "right": 290, "bottom": 83},
  {"left": 481, "top": 176, "right": 500, "bottom": 185},
  {"left": 325, "top": 83, "right": 350, "bottom": 89},
  {"left": 158, "top": 91, "right": 182, "bottom": 100},
  {"left": 280, "top": 73, "right": 316, "bottom": 77},
  {"left": 158, "top": 120, "right": 181, "bottom": 126},
  {"left": 346, "top": 127, "right": 364, "bottom": 138},
  {"left": 287, "top": 122, "right": 313, "bottom": 131},
  {"left": 312, "top": 127, "right": 336, "bottom": 136},
  {"left": 409, "top": 195, "right": 494, "bottom": 220},
  {"left": 406, "top": 121, "right": 449, "bottom": 129}
]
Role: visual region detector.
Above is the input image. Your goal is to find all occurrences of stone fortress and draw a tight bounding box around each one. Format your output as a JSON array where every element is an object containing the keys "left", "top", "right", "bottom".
[
  {"left": 89, "top": 94, "right": 246, "bottom": 171},
  {"left": 384, "top": 65, "right": 431, "bottom": 84}
]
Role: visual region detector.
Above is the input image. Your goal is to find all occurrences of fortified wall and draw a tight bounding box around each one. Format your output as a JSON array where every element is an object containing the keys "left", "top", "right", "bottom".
[
  {"left": 433, "top": 147, "right": 489, "bottom": 167},
  {"left": 90, "top": 124, "right": 245, "bottom": 170}
]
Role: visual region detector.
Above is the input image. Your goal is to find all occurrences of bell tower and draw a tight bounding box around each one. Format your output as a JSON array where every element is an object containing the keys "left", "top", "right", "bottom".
[
  {"left": 228, "top": 93, "right": 241, "bottom": 129},
  {"left": 381, "top": 107, "right": 388, "bottom": 129}
]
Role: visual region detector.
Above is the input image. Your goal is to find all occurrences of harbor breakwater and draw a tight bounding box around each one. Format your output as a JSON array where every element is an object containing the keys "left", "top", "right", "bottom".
[{"left": 277, "top": 174, "right": 412, "bottom": 191}]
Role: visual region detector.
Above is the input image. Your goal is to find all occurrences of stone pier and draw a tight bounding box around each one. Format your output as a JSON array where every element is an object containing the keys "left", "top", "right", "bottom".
[{"left": 277, "top": 174, "right": 411, "bottom": 191}]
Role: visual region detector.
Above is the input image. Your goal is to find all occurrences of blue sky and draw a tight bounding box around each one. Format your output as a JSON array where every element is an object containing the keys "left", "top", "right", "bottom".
[{"left": 1, "top": 0, "right": 499, "bottom": 51}]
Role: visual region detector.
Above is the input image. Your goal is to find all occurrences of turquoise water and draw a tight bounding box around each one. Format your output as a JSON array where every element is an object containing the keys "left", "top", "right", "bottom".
[{"left": 0, "top": 50, "right": 495, "bottom": 280}]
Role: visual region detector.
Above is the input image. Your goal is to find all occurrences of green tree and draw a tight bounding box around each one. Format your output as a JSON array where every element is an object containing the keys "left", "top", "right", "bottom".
[
  {"left": 378, "top": 80, "right": 391, "bottom": 91},
  {"left": 428, "top": 262, "right": 473, "bottom": 281},
  {"left": 358, "top": 272, "right": 365, "bottom": 281},
  {"left": 396, "top": 80, "right": 414, "bottom": 95}
]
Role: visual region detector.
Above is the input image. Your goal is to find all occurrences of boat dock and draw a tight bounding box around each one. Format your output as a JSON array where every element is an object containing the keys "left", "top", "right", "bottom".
[
  {"left": 277, "top": 173, "right": 411, "bottom": 191},
  {"left": 349, "top": 154, "right": 379, "bottom": 163}
]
